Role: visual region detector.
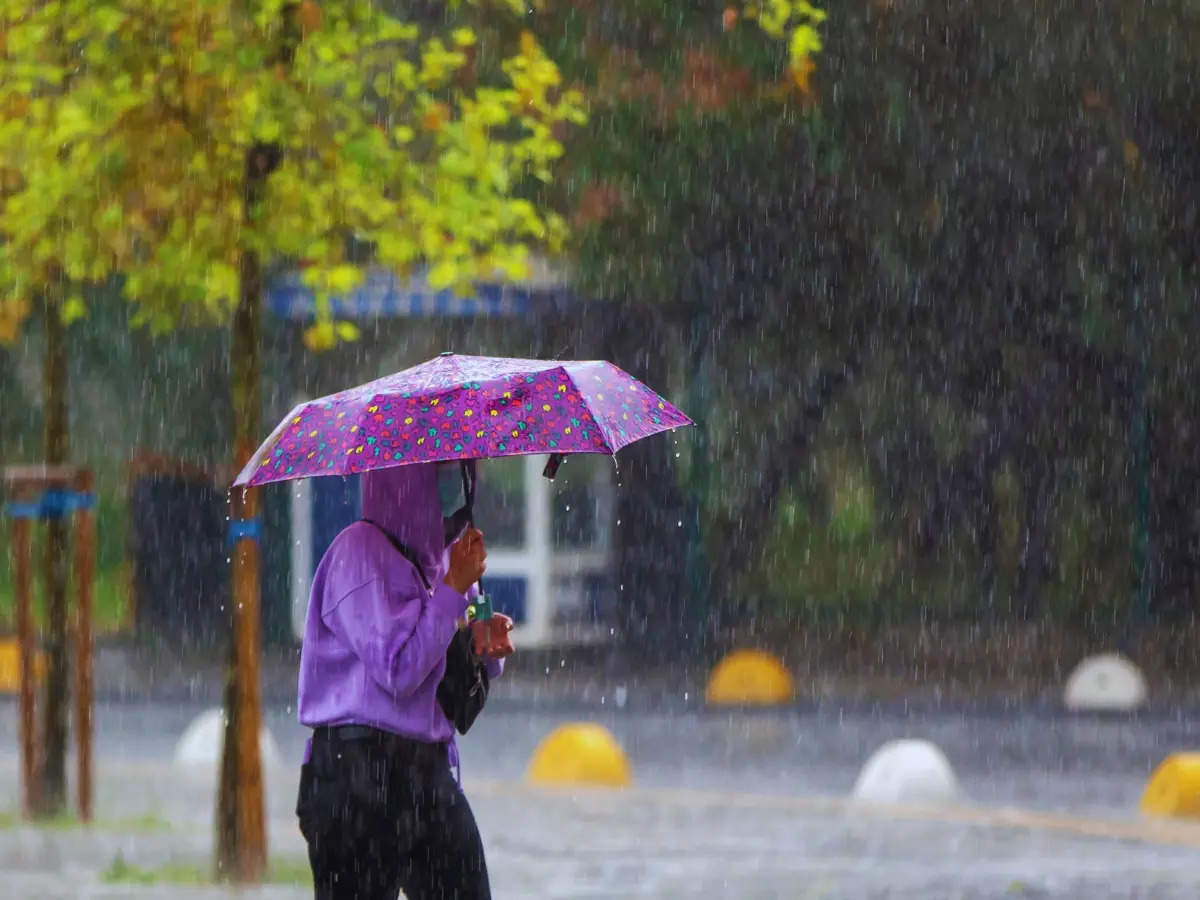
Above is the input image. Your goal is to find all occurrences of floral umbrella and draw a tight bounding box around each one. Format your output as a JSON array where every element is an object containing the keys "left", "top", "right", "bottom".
[{"left": 234, "top": 352, "right": 692, "bottom": 487}]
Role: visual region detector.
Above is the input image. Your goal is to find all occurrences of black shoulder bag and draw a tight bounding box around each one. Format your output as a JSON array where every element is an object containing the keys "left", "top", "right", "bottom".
[{"left": 362, "top": 519, "right": 489, "bottom": 735}]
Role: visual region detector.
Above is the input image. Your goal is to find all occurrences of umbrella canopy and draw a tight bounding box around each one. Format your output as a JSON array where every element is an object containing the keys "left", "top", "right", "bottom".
[{"left": 234, "top": 353, "right": 692, "bottom": 487}]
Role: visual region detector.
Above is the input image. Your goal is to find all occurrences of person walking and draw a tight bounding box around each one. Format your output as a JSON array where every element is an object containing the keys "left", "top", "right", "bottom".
[{"left": 295, "top": 460, "right": 514, "bottom": 899}]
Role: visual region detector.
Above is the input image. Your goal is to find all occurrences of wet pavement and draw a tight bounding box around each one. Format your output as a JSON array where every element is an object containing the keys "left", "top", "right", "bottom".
[{"left": 3, "top": 699, "right": 1200, "bottom": 897}]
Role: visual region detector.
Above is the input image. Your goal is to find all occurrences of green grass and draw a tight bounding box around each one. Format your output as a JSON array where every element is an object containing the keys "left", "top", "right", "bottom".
[
  {"left": 101, "top": 854, "right": 206, "bottom": 886},
  {"left": 27, "top": 811, "right": 83, "bottom": 830},
  {"left": 0, "top": 565, "right": 131, "bottom": 635},
  {"left": 0, "top": 809, "right": 173, "bottom": 833},
  {"left": 113, "top": 811, "right": 174, "bottom": 833},
  {"left": 0, "top": 491, "right": 131, "bottom": 635},
  {"left": 101, "top": 852, "right": 313, "bottom": 886},
  {"left": 0, "top": 810, "right": 84, "bottom": 831},
  {"left": 267, "top": 857, "right": 317, "bottom": 886}
]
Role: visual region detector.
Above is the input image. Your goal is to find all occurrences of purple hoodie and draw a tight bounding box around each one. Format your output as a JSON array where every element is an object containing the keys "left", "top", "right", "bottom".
[{"left": 297, "top": 463, "right": 502, "bottom": 744}]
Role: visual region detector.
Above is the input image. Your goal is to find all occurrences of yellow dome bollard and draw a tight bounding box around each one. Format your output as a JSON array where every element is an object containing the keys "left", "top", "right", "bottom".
[
  {"left": 1141, "top": 754, "right": 1200, "bottom": 819},
  {"left": 0, "top": 637, "right": 44, "bottom": 695},
  {"left": 705, "top": 649, "right": 795, "bottom": 706},
  {"left": 527, "top": 723, "right": 632, "bottom": 787},
  {"left": 0, "top": 638, "right": 19, "bottom": 694}
]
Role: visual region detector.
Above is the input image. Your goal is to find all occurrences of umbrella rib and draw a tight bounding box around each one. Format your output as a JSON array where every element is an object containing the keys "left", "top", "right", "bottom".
[{"left": 560, "top": 362, "right": 622, "bottom": 454}]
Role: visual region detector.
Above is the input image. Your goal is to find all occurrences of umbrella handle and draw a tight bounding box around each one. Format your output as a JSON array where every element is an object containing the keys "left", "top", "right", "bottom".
[
  {"left": 543, "top": 454, "right": 565, "bottom": 480},
  {"left": 462, "top": 460, "right": 492, "bottom": 632},
  {"left": 469, "top": 584, "right": 493, "bottom": 659}
]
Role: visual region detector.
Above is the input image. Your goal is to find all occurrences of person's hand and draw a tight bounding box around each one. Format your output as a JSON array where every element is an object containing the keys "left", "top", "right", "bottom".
[
  {"left": 471, "top": 613, "right": 515, "bottom": 659},
  {"left": 444, "top": 528, "right": 486, "bottom": 594}
]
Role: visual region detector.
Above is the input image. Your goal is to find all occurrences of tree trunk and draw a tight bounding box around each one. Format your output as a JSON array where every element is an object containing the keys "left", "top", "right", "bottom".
[
  {"left": 215, "top": 147, "right": 272, "bottom": 883},
  {"left": 72, "top": 468, "right": 95, "bottom": 822},
  {"left": 1015, "top": 458, "right": 1054, "bottom": 621},
  {"left": 38, "top": 295, "right": 70, "bottom": 818},
  {"left": 706, "top": 348, "right": 864, "bottom": 626}
]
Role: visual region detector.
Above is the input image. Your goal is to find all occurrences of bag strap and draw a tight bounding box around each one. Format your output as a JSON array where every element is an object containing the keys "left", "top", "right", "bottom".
[{"left": 361, "top": 519, "right": 432, "bottom": 593}]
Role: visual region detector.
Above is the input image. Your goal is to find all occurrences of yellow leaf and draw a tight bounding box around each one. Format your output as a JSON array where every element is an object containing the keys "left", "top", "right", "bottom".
[
  {"left": 303, "top": 321, "right": 336, "bottom": 353},
  {"left": 422, "top": 103, "right": 450, "bottom": 132},
  {"left": 335, "top": 321, "right": 360, "bottom": 341},
  {"left": 428, "top": 260, "right": 459, "bottom": 289},
  {"left": 240, "top": 87, "right": 260, "bottom": 119},
  {"left": 393, "top": 60, "right": 417, "bottom": 88},
  {"left": 257, "top": 118, "right": 282, "bottom": 143},
  {"left": 0, "top": 296, "right": 31, "bottom": 344},
  {"left": 61, "top": 295, "right": 87, "bottom": 325},
  {"left": 327, "top": 265, "right": 362, "bottom": 294},
  {"left": 789, "top": 25, "right": 822, "bottom": 60}
]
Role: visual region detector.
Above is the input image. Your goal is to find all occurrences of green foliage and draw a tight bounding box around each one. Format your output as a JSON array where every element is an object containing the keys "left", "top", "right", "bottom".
[
  {"left": 0, "top": 556, "right": 129, "bottom": 634},
  {"left": 748, "top": 451, "right": 896, "bottom": 627},
  {"left": 828, "top": 461, "right": 874, "bottom": 543},
  {"left": 572, "top": 108, "right": 803, "bottom": 302},
  {"left": 561, "top": 0, "right": 1200, "bottom": 635},
  {"left": 535, "top": 0, "right": 825, "bottom": 303},
  {"left": 1041, "top": 468, "right": 1132, "bottom": 628}
]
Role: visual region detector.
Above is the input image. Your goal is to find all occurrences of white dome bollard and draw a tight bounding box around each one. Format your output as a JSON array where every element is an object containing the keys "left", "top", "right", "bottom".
[
  {"left": 174, "top": 707, "right": 281, "bottom": 768},
  {"left": 851, "top": 739, "right": 959, "bottom": 806},
  {"left": 1063, "top": 652, "right": 1148, "bottom": 712}
]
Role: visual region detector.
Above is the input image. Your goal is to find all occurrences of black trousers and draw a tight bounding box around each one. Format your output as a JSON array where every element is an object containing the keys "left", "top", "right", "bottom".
[{"left": 297, "top": 727, "right": 491, "bottom": 900}]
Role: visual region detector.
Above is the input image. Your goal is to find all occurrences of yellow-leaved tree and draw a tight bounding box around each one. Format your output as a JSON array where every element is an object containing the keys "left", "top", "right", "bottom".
[{"left": 0, "top": 0, "right": 582, "bottom": 880}]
